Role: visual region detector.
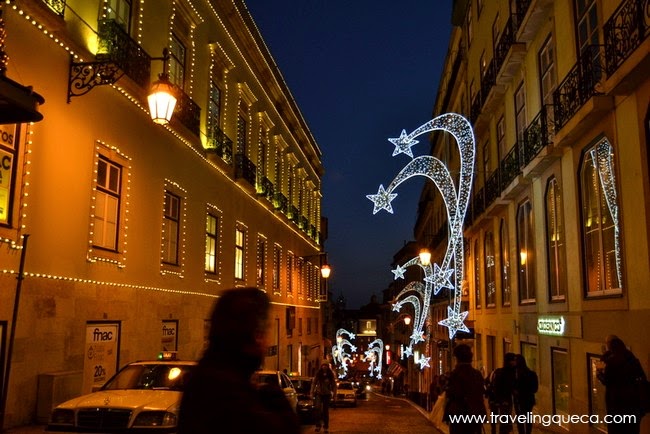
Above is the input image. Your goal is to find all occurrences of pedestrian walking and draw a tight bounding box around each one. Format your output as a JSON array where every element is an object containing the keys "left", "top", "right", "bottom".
[
  {"left": 311, "top": 362, "right": 337, "bottom": 433},
  {"left": 514, "top": 354, "right": 538, "bottom": 434},
  {"left": 597, "top": 335, "right": 648, "bottom": 434},
  {"left": 485, "top": 353, "right": 517, "bottom": 434},
  {"left": 444, "top": 344, "right": 487, "bottom": 434},
  {"left": 178, "top": 287, "right": 300, "bottom": 434}
]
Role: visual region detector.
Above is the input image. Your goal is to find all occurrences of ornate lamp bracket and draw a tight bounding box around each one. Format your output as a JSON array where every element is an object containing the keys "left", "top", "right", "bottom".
[{"left": 67, "top": 58, "right": 124, "bottom": 102}]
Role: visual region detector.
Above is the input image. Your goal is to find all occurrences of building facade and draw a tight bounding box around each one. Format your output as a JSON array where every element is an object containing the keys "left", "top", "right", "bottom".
[
  {"left": 0, "top": 0, "right": 325, "bottom": 427},
  {"left": 417, "top": 0, "right": 649, "bottom": 432}
]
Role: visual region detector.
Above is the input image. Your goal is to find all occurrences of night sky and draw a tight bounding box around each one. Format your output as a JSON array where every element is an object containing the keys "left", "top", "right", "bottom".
[{"left": 244, "top": 1, "right": 453, "bottom": 308}]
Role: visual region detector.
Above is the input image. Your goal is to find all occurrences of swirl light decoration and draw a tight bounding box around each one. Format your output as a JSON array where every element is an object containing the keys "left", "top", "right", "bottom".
[
  {"left": 364, "top": 339, "right": 384, "bottom": 379},
  {"left": 331, "top": 328, "right": 356, "bottom": 378},
  {"left": 368, "top": 113, "right": 475, "bottom": 345}
]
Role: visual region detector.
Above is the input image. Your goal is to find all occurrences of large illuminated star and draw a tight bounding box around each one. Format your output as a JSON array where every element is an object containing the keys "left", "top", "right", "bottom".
[
  {"left": 424, "top": 263, "right": 455, "bottom": 294},
  {"left": 367, "top": 184, "right": 398, "bottom": 214},
  {"left": 391, "top": 264, "right": 407, "bottom": 280},
  {"left": 403, "top": 346, "right": 413, "bottom": 358},
  {"left": 438, "top": 307, "right": 470, "bottom": 339},
  {"left": 391, "top": 302, "right": 402, "bottom": 312},
  {"left": 418, "top": 357, "right": 431, "bottom": 369},
  {"left": 389, "top": 129, "right": 419, "bottom": 158}
]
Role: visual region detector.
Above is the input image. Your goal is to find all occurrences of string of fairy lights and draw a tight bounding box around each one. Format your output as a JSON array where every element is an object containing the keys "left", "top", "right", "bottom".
[{"left": 368, "top": 113, "right": 476, "bottom": 369}]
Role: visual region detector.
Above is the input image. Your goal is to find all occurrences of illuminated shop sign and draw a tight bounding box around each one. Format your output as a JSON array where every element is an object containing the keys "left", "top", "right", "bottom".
[{"left": 537, "top": 316, "right": 566, "bottom": 336}]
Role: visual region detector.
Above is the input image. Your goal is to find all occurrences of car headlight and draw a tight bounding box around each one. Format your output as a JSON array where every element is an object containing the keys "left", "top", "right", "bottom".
[
  {"left": 366, "top": 385, "right": 371, "bottom": 391},
  {"left": 50, "top": 409, "right": 75, "bottom": 425},
  {"left": 133, "top": 411, "right": 177, "bottom": 427}
]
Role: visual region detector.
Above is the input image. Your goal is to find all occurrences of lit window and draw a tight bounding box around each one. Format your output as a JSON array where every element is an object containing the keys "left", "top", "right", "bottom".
[
  {"left": 257, "top": 237, "right": 266, "bottom": 288},
  {"left": 545, "top": 178, "right": 566, "bottom": 301},
  {"left": 205, "top": 214, "right": 218, "bottom": 274},
  {"left": 235, "top": 227, "right": 245, "bottom": 280},
  {"left": 93, "top": 157, "right": 121, "bottom": 250},
  {"left": 500, "top": 219, "right": 511, "bottom": 306},
  {"left": 162, "top": 192, "right": 180, "bottom": 265},
  {"left": 485, "top": 231, "right": 496, "bottom": 307},
  {"left": 517, "top": 200, "right": 536, "bottom": 303},
  {"left": 169, "top": 34, "right": 186, "bottom": 89}
]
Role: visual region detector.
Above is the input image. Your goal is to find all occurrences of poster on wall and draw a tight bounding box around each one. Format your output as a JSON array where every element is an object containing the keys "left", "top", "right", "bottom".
[
  {"left": 161, "top": 320, "right": 178, "bottom": 352},
  {"left": 82, "top": 322, "right": 119, "bottom": 394}
]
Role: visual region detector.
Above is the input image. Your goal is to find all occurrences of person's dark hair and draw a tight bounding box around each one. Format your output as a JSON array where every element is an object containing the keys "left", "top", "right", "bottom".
[
  {"left": 608, "top": 336, "right": 626, "bottom": 353},
  {"left": 453, "top": 344, "right": 473, "bottom": 363},
  {"left": 504, "top": 352, "right": 517, "bottom": 366},
  {"left": 207, "top": 287, "right": 269, "bottom": 351},
  {"left": 515, "top": 354, "right": 528, "bottom": 369}
]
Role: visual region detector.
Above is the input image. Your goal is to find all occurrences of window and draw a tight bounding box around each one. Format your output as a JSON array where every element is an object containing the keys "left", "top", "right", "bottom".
[
  {"left": 575, "top": 0, "right": 599, "bottom": 54},
  {"left": 500, "top": 219, "right": 511, "bottom": 306},
  {"left": 480, "top": 51, "right": 487, "bottom": 79},
  {"left": 169, "top": 34, "right": 185, "bottom": 89},
  {"left": 272, "top": 245, "right": 281, "bottom": 294},
  {"left": 514, "top": 82, "right": 527, "bottom": 144},
  {"left": 485, "top": 231, "right": 496, "bottom": 307},
  {"left": 496, "top": 116, "right": 506, "bottom": 161},
  {"left": 235, "top": 227, "right": 245, "bottom": 280},
  {"left": 520, "top": 342, "right": 538, "bottom": 375},
  {"left": 580, "top": 138, "right": 623, "bottom": 296},
  {"left": 307, "top": 317, "right": 312, "bottom": 335},
  {"left": 205, "top": 213, "right": 218, "bottom": 274},
  {"left": 546, "top": 178, "right": 567, "bottom": 301},
  {"left": 162, "top": 192, "right": 180, "bottom": 265},
  {"left": 104, "top": 0, "right": 131, "bottom": 32},
  {"left": 517, "top": 200, "right": 535, "bottom": 303},
  {"left": 207, "top": 81, "right": 221, "bottom": 140},
  {"left": 93, "top": 157, "right": 121, "bottom": 250},
  {"left": 474, "top": 238, "right": 481, "bottom": 309},
  {"left": 539, "top": 35, "right": 557, "bottom": 107},
  {"left": 298, "top": 317, "right": 302, "bottom": 336},
  {"left": 287, "top": 253, "right": 294, "bottom": 295},
  {"left": 552, "top": 349, "right": 570, "bottom": 422},
  {"left": 256, "top": 237, "right": 266, "bottom": 288}
]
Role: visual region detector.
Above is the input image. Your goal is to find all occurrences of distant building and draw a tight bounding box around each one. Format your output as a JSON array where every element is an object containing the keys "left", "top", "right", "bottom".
[
  {"left": 0, "top": 0, "right": 325, "bottom": 427},
  {"left": 417, "top": 0, "right": 649, "bottom": 432}
]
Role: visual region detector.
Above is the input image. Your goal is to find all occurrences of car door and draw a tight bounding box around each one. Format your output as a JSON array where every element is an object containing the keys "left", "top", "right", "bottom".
[{"left": 280, "top": 372, "right": 298, "bottom": 411}]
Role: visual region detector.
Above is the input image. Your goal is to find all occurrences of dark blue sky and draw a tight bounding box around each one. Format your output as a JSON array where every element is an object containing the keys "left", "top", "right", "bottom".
[{"left": 244, "top": 1, "right": 453, "bottom": 308}]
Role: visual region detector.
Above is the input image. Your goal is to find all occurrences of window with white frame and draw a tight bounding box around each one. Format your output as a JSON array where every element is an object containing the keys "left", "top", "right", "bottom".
[
  {"left": 500, "top": 219, "right": 511, "bottom": 306},
  {"left": 93, "top": 157, "right": 121, "bottom": 250},
  {"left": 539, "top": 35, "right": 557, "bottom": 107},
  {"left": 205, "top": 213, "right": 218, "bottom": 274},
  {"left": 168, "top": 33, "right": 186, "bottom": 89},
  {"left": 545, "top": 177, "right": 566, "bottom": 301},
  {"left": 485, "top": 231, "right": 496, "bottom": 307},
  {"left": 235, "top": 227, "right": 245, "bottom": 280},
  {"left": 580, "top": 138, "right": 623, "bottom": 296},
  {"left": 517, "top": 200, "right": 535, "bottom": 303},
  {"left": 162, "top": 192, "right": 180, "bottom": 265}
]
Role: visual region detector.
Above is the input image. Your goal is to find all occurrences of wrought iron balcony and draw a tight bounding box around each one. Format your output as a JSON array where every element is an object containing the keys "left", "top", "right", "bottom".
[
  {"left": 514, "top": 0, "right": 532, "bottom": 30},
  {"left": 235, "top": 154, "right": 257, "bottom": 187},
  {"left": 175, "top": 90, "right": 201, "bottom": 136},
  {"left": 205, "top": 126, "right": 233, "bottom": 165},
  {"left": 500, "top": 144, "right": 521, "bottom": 191},
  {"left": 96, "top": 19, "right": 151, "bottom": 89},
  {"left": 257, "top": 176, "right": 275, "bottom": 202},
  {"left": 553, "top": 44, "right": 604, "bottom": 132},
  {"left": 273, "top": 192, "right": 288, "bottom": 213},
  {"left": 480, "top": 60, "right": 498, "bottom": 105},
  {"left": 484, "top": 169, "right": 501, "bottom": 207},
  {"left": 519, "top": 104, "right": 554, "bottom": 169},
  {"left": 604, "top": 0, "right": 649, "bottom": 76},
  {"left": 494, "top": 15, "right": 519, "bottom": 75},
  {"left": 42, "top": 0, "right": 65, "bottom": 16},
  {"left": 472, "top": 186, "right": 486, "bottom": 218}
]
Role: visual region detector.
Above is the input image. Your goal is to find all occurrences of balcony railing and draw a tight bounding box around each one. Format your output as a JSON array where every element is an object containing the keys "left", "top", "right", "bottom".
[
  {"left": 257, "top": 176, "right": 275, "bottom": 201},
  {"left": 484, "top": 169, "right": 501, "bottom": 206},
  {"left": 553, "top": 44, "right": 604, "bottom": 132},
  {"left": 235, "top": 154, "right": 257, "bottom": 187},
  {"left": 480, "top": 61, "right": 497, "bottom": 105},
  {"left": 472, "top": 187, "right": 486, "bottom": 218},
  {"left": 42, "top": 0, "right": 65, "bottom": 16},
  {"left": 494, "top": 15, "right": 519, "bottom": 71},
  {"left": 96, "top": 19, "right": 151, "bottom": 89},
  {"left": 500, "top": 144, "right": 521, "bottom": 190},
  {"left": 604, "top": 0, "right": 649, "bottom": 76},
  {"left": 273, "top": 193, "right": 288, "bottom": 213},
  {"left": 520, "top": 104, "right": 554, "bottom": 168},
  {"left": 175, "top": 90, "right": 201, "bottom": 136},
  {"left": 205, "top": 126, "right": 233, "bottom": 165},
  {"left": 514, "top": 0, "right": 532, "bottom": 29}
]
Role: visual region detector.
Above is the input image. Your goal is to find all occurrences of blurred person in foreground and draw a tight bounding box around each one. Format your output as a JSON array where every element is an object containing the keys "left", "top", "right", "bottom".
[
  {"left": 178, "top": 287, "right": 300, "bottom": 434},
  {"left": 311, "top": 362, "right": 337, "bottom": 433},
  {"left": 444, "top": 344, "right": 487, "bottom": 434}
]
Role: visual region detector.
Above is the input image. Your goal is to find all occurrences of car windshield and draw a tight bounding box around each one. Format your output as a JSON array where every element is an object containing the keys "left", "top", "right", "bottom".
[
  {"left": 292, "top": 379, "right": 312, "bottom": 394},
  {"left": 338, "top": 383, "right": 353, "bottom": 390},
  {"left": 102, "top": 364, "right": 194, "bottom": 391}
]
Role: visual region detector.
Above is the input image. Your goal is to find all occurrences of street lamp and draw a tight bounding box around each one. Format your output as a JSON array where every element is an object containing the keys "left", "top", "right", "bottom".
[
  {"left": 418, "top": 248, "right": 431, "bottom": 266},
  {"left": 147, "top": 48, "right": 177, "bottom": 125},
  {"left": 299, "top": 252, "right": 332, "bottom": 279}
]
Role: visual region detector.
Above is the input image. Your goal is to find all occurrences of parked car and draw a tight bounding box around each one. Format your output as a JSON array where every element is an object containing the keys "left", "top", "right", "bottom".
[
  {"left": 289, "top": 376, "right": 316, "bottom": 423},
  {"left": 47, "top": 355, "right": 196, "bottom": 433},
  {"left": 355, "top": 380, "right": 372, "bottom": 398},
  {"left": 251, "top": 370, "right": 298, "bottom": 412},
  {"left": 334, "top": 381, "right": 357, "bottom": 407}
]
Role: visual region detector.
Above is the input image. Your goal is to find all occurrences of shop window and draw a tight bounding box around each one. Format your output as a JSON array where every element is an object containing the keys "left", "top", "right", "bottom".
[{"left": 552, "top": 348, "right": 570, "bottom": 423}]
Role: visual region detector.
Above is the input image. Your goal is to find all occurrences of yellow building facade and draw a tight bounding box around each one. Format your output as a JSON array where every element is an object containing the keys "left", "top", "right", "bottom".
[
  {"left": 418, "top": 0, "right": 649, "bottom": 431},
  {"left": 0, "top": 0, "right": 325, "bottom": 427}
]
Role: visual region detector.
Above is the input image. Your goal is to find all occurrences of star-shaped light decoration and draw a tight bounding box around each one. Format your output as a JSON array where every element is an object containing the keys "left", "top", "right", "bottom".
[
  {"left": 438, "top": 307, "right": 470, "bottom": 339},
  {"left": 417, "top": 356, "right": 431, "bottom": 369},
  {"left": 403, "top": 346, "right": 413, "bottom": 358},
  {"left": 389, "top": 129, "right": 419, "bottom": 158},
  {"left": 391, "top": 264, "right": 407, "bottom": 280},
  {"left": 424, "top": 263, "right": 455, "bottom": 295},
  {"left": 391, "top": 302, "right": 402, "bottom": 312},
  {"left": 350, "top": 345, "right": 357, "bottom": 352},
  {"left": 348, "top": 332, "right": 356, "bottom": 340},
  {"left": 410, "top": 330, "right": 425, "bottom": 344},
  {"left": 367, "top": 184, "right": 398, "bottom": 214}
]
